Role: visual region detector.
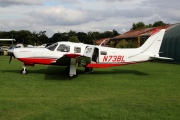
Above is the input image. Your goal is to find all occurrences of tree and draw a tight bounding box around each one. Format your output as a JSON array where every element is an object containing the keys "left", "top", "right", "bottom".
[
  {"left": 112, "top": 29, "right": 120, "bottom": 36},
  {"left": 153, "top": 21, "right": 166, "bottom": 27},
  {"left": 146, "top": 24, "right": 152, "bottom": 28},
  {"left": 27, "top": 34, "right": 38, "bottom": 45},
  {"left": 50, "top": 32, "right": 62, "bottom": 43},
  {"left": 61, "top": 32, "right": 69, "bottom": 41},
  {"left": 131, "top": 23, "right": 137, "bottom": 30},
  {"left": 38, "top": 34, "right": 48, "bottom": 44},
  {"left": 68, "top": 36, "right": 79, "bottom": 43},
  {"left": 68, "top": 30, "right": 76, "bottom": 37},
  {"left": 88, "top": 31, "right": 100, "bottom": 45},
  {"left": 131, "top": 22, "right": 146, "bottom": 30},
  {"left": 17, "top": 30, "right": 32, "bottom": 44},
  {"left": 77, "top": 32, "right": 88, "bottom": 43},
  {"left": 131, "top": 21, "right": 167, "bottom": 30},
  {"left": 34, "top": 31, "right": 48, "bottom": 44}
]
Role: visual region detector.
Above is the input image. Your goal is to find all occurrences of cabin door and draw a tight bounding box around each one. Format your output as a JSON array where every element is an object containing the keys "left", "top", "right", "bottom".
[
  {"left": 84, "top": 46, "right": 94, "bottom": 58},
  {"left": 92, "top": 47, "right": 99, "bottom": 63}
]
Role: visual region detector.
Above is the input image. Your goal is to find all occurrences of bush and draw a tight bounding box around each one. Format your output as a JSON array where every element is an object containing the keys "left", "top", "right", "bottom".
[{"left": 115, "top": 39, "right": 129, "bottom": 48}]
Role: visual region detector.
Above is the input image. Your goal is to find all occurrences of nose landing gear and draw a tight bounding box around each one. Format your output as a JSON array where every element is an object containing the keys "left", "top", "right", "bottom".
[{"left": 21, "top": 65, "right": 27, "bottom": 74}]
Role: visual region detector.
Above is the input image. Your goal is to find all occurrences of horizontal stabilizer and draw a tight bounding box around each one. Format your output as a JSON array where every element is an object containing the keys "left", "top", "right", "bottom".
[{"left": 150, "top": 56, "right": 173, "bottom": 60}]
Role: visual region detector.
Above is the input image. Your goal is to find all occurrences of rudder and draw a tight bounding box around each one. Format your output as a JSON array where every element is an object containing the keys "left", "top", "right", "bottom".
[{"left": 138, "top": 29, "right": 166, "bottom": 56}]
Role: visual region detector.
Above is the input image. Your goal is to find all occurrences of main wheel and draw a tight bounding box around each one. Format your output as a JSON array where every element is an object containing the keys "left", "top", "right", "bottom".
[{"left": 69, "top": 74, "right": 74, "bottom": 77}]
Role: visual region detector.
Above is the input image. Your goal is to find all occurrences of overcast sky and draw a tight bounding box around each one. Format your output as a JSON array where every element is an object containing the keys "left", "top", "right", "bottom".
[{"left": 0, "top": 0, "right": 179, "bottom": 37}]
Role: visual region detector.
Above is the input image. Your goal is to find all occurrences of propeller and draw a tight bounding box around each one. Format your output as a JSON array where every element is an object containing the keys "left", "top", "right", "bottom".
[{"left": 9, "top": 53, "right": 14, "bottom": 64}]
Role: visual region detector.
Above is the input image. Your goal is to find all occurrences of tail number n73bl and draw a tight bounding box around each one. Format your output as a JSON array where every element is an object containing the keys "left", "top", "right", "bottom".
[{"left": 103, "top": 55, "right": 125, "bottom": 62}]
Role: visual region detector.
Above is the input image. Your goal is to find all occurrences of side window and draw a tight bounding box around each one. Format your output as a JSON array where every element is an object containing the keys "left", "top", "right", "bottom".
[
  {"left": 47, "top": 43, "right": 58, "bottom": 51},
  {"left": 100, "top": 51, "right": 107, "bottom": 55},
  {"left": 74, "top": 47, "right": 81, "bottom": 53},
  {"left": 57, "top": 44, "right": 70, "bottom": 52}
]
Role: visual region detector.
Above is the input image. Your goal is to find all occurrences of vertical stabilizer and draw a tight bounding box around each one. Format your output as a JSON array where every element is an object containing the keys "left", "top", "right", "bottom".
[{"left": 138, "top": 29, "right": 166, "bottom": 57}]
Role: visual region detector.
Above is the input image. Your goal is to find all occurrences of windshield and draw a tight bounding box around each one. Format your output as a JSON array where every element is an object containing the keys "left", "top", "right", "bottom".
[{"left": 47, "top": 43, "right": 58, "bottom": 51}]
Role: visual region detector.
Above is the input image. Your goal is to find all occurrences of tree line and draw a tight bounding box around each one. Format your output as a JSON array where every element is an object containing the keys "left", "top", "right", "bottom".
[
  {"left": 131, "top": 21, "right": 167, "bottom": 30},
  {"left": 0, "top": 21, "right": 167, "bottom": 46},
  {"left": 0, "top": 29, "right": 119, "bottom": 46}
]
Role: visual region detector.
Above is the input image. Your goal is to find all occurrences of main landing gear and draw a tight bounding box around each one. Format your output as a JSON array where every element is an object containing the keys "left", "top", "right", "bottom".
[
  {"left": 85, "top": 67, "right": 93, "bottom": 74},
  {"left": 65, "top": 58, "right": 77, "bottom": 77},
  {"left": 65, "top": 66, "right": 76, "bottom": 77},
  {"left": 21, "top": 65, "right": 27, "bottom": 74}
]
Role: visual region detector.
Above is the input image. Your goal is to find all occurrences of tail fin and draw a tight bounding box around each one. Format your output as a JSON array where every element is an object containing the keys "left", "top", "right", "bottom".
[{"left": 138, "top": 29, "right": 166, "bottom": 57}]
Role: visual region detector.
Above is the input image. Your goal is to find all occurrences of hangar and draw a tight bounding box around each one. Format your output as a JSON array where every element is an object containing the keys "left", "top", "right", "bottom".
[{"left": 160, "top": 23, "right": 180, "bottom": 63}]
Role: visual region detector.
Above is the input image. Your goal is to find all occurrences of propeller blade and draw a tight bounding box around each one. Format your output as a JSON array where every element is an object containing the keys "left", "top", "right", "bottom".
[{"left": 9, "top": 53, "right": 13, "bottom": 64}]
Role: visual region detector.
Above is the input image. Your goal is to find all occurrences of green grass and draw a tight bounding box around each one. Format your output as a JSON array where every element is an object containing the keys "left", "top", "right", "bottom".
[{"left": 0, "top": 56, "right": 180, "bottom": 120}]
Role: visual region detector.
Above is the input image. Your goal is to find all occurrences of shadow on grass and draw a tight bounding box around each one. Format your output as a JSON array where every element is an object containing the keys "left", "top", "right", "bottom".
[
  {"left": 92, "top": 69, "right": 149, "bottom": 76},
  {"left": 44, "top": 66, "right": 149, "bottom": 80},
  {"left": 2, "top": 65, "right": 149, "bottom": 81},
  {"left": 2, "top": 66, "right": 73, "bottom": 80}
]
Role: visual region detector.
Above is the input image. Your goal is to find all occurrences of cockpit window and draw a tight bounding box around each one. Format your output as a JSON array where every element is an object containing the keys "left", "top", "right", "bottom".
[
  {"left": 74, "top": 47, "right": 81, "bottom": 53},
  {"left": 47, "top": 43, "right": 58, "bottom": 51},
  {"left": 57, "top": 44, "right": 70, "bottom": 52}
]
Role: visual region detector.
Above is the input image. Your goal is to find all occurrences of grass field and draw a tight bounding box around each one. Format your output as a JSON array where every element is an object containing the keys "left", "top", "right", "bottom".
[{"left": 0, "top": 56, "right": 180, "bottom": 120}]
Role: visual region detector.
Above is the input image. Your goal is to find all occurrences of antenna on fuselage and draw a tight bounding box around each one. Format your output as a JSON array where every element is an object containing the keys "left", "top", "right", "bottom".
[{"left": 99, "top": 39, "right": 107, "bottom": 46}]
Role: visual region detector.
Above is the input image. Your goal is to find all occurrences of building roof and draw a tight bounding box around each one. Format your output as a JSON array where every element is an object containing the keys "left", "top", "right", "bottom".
[
  {"left": 112, "top": 23, "right": 179, "bottom": 39},
  {"left": 96, "top": 38, "right": 110, "bottom": 45}
]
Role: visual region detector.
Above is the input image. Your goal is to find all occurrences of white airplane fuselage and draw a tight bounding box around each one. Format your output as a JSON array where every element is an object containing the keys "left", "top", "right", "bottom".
[{"left": 13, "top": 43, "right": 151, "bottom": 66}]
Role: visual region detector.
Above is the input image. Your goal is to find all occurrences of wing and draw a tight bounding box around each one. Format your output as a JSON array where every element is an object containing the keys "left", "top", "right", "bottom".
[
  {"left": 51, "top": 53, "right": 92, "bottom": 77},
  {"left": 52, "top": 53, "right": 91, "bottom": 67}
]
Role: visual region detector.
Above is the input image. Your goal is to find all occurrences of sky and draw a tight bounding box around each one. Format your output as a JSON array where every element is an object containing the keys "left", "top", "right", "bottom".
[{"left": 0, "top": 0, "right": 179, "bottom": 37}]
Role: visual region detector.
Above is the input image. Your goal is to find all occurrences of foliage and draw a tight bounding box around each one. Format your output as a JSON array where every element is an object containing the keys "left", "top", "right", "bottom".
[
  {"left": 115, "top": 39, "right": 137, "bottom": 48},
  {"left": 128, "top": 39, "right": 138, "bottom": 48},
  {"left": 115, "top": 39, "right": 129, "bottom": 48},
  {"left": 77, "top": 32, "right": 89, "bottom": 44},
  {"left": 88, "top": 31, "right": 100, "bottom": 45},
  {"left": 68, "top": 36, "right": 79, "bottom": 43},
  {"left": 109, "top": 41, "right": 115, "bottom": 47},
  {"left": 0, "top": 30, "right": 48, "bottom": 46},
  {"left": 0, "top": 29, "right": 119, "bottom": 45},
  {"left": 50, "top": 32, "right": 69, "bottom": 43},
  {"left": 131, "top": 22, "right": 146, "bottom": 30},
  {"left": 153, "top": 21, "right": 166, "bottom": 27},
  {"left": 68, "top": 30, "right": 76, "bottom": 37},
  {"left": 131, "top": 21, "right": 167, "bottom": 30}
]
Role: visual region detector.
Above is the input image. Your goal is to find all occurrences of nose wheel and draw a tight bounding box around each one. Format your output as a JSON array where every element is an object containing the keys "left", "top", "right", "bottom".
[{"left": 21, "top": 66, "right": 27, "bottom": 74}]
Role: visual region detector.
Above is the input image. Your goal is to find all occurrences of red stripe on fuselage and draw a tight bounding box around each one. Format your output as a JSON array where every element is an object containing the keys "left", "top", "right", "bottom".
[
  {"left": 86, "top": 63, "right": 125, "bottom": 68},
  {"left": 86, "top": 61, "right": 147, "bottom": 68},
  {"left": 18, "top": 58, "right": 57, "bottom": 65}
]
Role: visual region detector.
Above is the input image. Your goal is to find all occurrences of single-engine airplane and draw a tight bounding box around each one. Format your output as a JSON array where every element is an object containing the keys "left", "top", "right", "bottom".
[{"left": 11, "top": 29, "right": 171, "bottom": 77}]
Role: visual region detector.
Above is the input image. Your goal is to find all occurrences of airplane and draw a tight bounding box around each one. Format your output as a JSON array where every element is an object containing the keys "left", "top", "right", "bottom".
[{"left": 11, "top": 29, "right": 171, "bottom": 77}]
